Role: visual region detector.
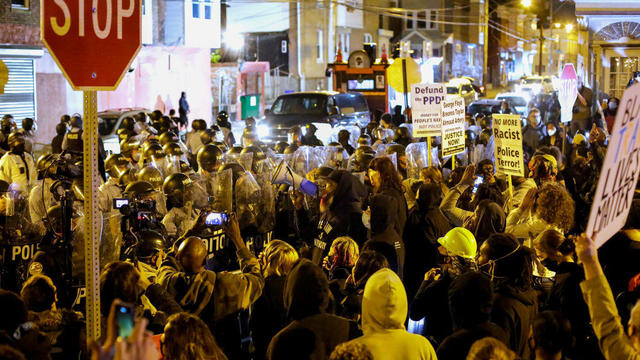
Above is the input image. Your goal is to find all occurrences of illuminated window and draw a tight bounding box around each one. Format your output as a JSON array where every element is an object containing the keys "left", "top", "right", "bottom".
[
  {"left": 364, "top": 33, "right": 373, "bottom": 43},
  {"left": 317, "top": 30, "right": 323, "bottom": 63},
  {"left": 192, "top": 0, "right": 213, "bottom": 19}
]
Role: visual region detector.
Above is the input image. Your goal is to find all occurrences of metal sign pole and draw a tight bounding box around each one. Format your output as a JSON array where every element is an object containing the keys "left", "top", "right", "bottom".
[{"left": 83, "top": 90, "right": 101, "bottom": 341}]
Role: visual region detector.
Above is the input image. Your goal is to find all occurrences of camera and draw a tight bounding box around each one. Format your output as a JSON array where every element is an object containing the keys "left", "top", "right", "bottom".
[
  {"left": 113, "top": 198, "right": 129, "bottom": 210},
  {"left": 119, "top": 199, "right": 162, "bottom": 236}
]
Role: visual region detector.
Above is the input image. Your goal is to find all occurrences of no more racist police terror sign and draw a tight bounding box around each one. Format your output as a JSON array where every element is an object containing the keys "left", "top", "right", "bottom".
[
  {"left": 492, "top": 114, "right": 525, "bottom": 177},
  {"left": 587, "top": 82, "right": 640, "bottom": 248}
]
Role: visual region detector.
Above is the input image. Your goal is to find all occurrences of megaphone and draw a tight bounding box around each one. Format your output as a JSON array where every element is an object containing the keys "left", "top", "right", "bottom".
[{"left": 271, "top": 160, "right": 318, "bottom": 197}]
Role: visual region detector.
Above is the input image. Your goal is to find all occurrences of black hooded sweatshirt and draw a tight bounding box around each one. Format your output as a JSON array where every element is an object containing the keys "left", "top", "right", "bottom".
[
  {"left": 368, "top": 194, "right": 404, "bottom": 278},
  {"left": 403, "top": 183, "right": 452, "bottom": 300},
  {"left": 267, "top": 260, "right": 360, "bottom": 360},
  {"left": 311, "top": 171, "right": 367, "bottom": 264},
  {"left": 471, "top": 200, "right": 506, "bottom": 246}
]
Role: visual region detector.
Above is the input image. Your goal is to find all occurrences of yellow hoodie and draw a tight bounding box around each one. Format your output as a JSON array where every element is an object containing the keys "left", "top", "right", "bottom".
[{"left": 347, "top": 268, "right": 437, "bottom": 360}]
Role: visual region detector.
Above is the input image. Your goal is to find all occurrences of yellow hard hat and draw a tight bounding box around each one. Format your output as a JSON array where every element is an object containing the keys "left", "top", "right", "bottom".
[{"left": 437, "top": 227, "right": 477, "bottom": 259}]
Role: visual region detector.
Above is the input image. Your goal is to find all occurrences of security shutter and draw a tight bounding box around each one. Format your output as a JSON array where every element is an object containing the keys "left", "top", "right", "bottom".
[{"left": 0, "top": 58, "right": 36, "bottom": 123}]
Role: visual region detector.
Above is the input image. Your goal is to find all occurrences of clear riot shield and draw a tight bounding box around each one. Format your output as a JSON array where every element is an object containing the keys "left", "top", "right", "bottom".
[
  {"left": 224, "top": 152, "right": 253, "bottom": 173},
  {"left": 322, "top": 146, "right": 349, "bottom": 169},
  {"left": 254, "top": 172, "right": 276, "bottom": 234},
  {"left": 405, "top": 142, "right": 441, "bottom": 179},
  {"left": 235, "top": 171, "right": 263, "bottom": 230},
  {"left": 328, "top": 125, "right": 362, "bottom": 149},
  {"left": 385, "top": 152, "right": 398, "bottom": 170},
  {"left": 207, "top": 168, "right": 233, "bottom": 213},
  {"left": 101, "top": 210, "right": 122, "bottom": 269},
  {"left": 292, "top": 146, "right": 321, "bottom": 176}
]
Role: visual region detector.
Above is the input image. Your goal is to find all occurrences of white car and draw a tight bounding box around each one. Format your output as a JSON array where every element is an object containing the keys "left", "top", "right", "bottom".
[
  {"left": 518, "top": 76, "right": 556, "bottom": 94},
  {"left": 446, "top": 78, "right": 479, "bottom": 105},
  {"left": 495, "top": 92, "right": 530, "bottom": 115}
]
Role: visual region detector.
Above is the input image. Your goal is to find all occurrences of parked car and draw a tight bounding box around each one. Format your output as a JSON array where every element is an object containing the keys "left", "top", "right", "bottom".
[
  {"left": 518, "top": 76, "right": 556, "bottom": 94},
  {"left": 446, "top": 78, "right": 480, "bottom": 106},
  {"left": 495, "top": 92, "right": 530, "bottom": 115},
  {"left": 258, "top": 91, "right": 370, "bottom": 144},
  {"left": 467, "top": 99, "right": 519, "bottom": 118},
  {"left": 99, "top": 108, "right": 150, "bottom": 154}
]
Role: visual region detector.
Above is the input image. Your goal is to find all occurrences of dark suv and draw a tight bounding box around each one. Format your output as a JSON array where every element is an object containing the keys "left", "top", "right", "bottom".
[{"left": 257, "top": 91, "right": 370, "bottom": 144}]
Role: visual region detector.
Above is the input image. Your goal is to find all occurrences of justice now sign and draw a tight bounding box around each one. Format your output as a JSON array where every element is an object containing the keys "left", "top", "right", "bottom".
[
  {"left": 493, "top": 114, "right": 525, "bottom": 176},
  {"left": 440, "top": 97, "right": 466, "bottom": 158},
  {"left": 41, "top": 0, "right": 142, "bottom": 90},
  {"left": 587, "top": 83, "right": 640, "bottom": 248},
  {"left": 410, "top": 83, "right": 446, "bottom": 137}
]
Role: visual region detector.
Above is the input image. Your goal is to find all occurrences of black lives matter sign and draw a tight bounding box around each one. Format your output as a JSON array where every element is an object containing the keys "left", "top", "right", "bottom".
[
  {"left": 587, "top": 83, "right": 640, "bottom": 247},
  {"left": 492, "top": 114, "right": 525, "bottom": 176}
]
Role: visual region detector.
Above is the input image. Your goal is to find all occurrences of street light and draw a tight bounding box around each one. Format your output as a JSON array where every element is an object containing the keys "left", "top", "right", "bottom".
[
  {"left": 554, "top": 23, "right": 562, "bottom": 28},
  {"left": 565, "top": 23, "right": 573, "bottom": 33},
  {"left": 521, "top": 0, "right": 531, "bottom": 7}
]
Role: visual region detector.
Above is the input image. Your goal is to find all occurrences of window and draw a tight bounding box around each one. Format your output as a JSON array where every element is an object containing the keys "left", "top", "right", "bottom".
[
  {"left": 11, "top": 0, "right": 28, "bottom": 9},
  {"left": 364, "top": 33, "right": 373, "bottom": 44},
  {"left": 317, "top": 30, "right": 323, "bottom": 63},
  {"left": 406, "top": 11, "right": 414, "bottom": 29},
  {"left": 192, "top": 0, "right": 213, "bottom": 19},
  {"left": 417, "top": 11, "right": 427, "bottom": 29},
  {"left": 468, "top": 47, "right": 475, "bottom": 65},
  {"left": 430, "top": 10, "right": 438, "bottom": 29},
  {"left": 345, "top": 33, "right": 350, "bottom": 54}
]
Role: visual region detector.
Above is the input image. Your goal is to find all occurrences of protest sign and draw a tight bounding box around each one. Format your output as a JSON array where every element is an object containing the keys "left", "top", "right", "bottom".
[
  {"left": 587, "top": 83, "right": 640, "bottom": 248},
  {"left": 493, "top": 114, "right": 525, "bottom": 176},
  {"left": 558, "top": 64, "right": 578, "bottom": 123},
  {"left": 440, "top": 97, "right": 466, "bottom": 157},
  {"left": 410, "top": 83, "right": 445, "bottom": 137}
]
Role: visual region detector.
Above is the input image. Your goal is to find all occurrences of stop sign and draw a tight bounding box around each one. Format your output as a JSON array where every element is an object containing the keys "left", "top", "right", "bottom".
[{"left": 41, "top": 0, "right": 141, "bottom": 90}]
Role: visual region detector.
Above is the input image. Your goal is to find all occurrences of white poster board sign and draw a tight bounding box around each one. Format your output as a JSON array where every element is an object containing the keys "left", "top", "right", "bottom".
[
  {"left": 492, "top": 114, "right": 525, "bottom": 176},
  {"left": 440, "top": 97, "right": 466, "bottom": 157},
  {"left": 410, "top": 83, "right": 446, "bottom": 137},
  {"left": 558, "top": 64, "right": 578, "bottom": 123},
  {"left": 587, "top": 83, "right": 640, "bottom": 248}
]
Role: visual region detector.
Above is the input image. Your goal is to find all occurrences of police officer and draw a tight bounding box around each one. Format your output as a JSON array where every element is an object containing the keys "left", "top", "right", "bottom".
[
  {"left": 0, "top": 114, "right": 16, "bottom": 153},
  {"left": 0, "top": 133, "right": 36, "bottom": 194},
  {"left": 186, "top": 119, "right": 207, "bottom": 157},
  {"left": 17, "top": 117, "right": 36, "bottom": 154},
  {"left": 99, "top": 154, "right": 129, "bottom": 212},
  {"left": 138, "top": 166, "right": 168, "bottom": 215},
  {"left": 141, "top": 143, "right": 169, "bottom": 175},
  {"left": 217, "top": 111, "right": 235, "bottom": 147},
  {"left": 162, "top": 173, "right": 199, "bottom": 238},
  {"left": 52, "top": 123, "right": 67, "bottom": 154},
  {"left": 301, "top": 124, "right": 324, "bottom": 146},
  {"left": 163, "top": 142, "right": 185, "bottom": 175},
  {"left": 28, "top": 154, "right": 57, "bottom": 235},
  {"left": 242, "top": 126, "right": 259, "bottom": 147},
  {"left": 127, "top": 230, "right": 168, "bottom": 283},
  {"left": 61, "top": 115, "right": 83, "bottom": 153},
  {"left": 120, "top": 137, "right": 141, "bottom": 170},
  {"left": 117, "top": 116, "right": 136, "bottom": 142}
]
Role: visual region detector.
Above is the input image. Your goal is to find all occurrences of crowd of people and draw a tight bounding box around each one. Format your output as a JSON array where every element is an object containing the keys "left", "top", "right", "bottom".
[{"left": 0, "top": 88, "right": 638, "bottom": 360}]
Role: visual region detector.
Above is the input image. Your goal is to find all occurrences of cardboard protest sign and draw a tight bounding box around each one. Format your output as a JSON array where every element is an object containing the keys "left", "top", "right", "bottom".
[
  {"left": 558, "top": 64, "right": 578, "bottom": 123},
  {"left": 440, "top": 97, "right": 466, "bottom": 157},
  {"left": 410, "top": 83, "right": 445, "bottom": 137},
  {"left": 492, "top": 114, "right": 525, "bottom": 176},
  {"left": 587, "top": 83, "right": 640, "bottom": 248}
]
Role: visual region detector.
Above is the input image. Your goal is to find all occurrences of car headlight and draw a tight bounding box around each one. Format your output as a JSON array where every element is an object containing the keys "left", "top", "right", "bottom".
[{"left": 257, "top": 125, "right": 270, "bottom": 138}]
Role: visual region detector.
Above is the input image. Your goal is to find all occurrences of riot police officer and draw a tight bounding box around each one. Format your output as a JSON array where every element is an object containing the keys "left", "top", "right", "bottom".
[
  {"left": 17, "top": 117, "right": 36, "bottom": 154},
  {"left": 0, "top": 133, "right": 36, "bottom": 194},
  {"left": 99, "top": 154, "right": 129, "bottom": 212},
  {"left": 125, "top": 229, "right": 169, "bottom": 283},
  {"left": 117, "top": 116, "right": 136, "bottom": 142},
  {"left": 120, "top": 137, "right": 141, "bottom": 170},
  {"left": 61, "top": 115, "right": 83, "bottom": 153},
  {"left": 0, "top": 114, "right": 16, "bottom": 153},
  {"left": 162, "top": 173, "right": 199, "bottom": 238},
  {"left": 28, "top": 154, "right": 57, "bottom": 235},
  {"left": 138, "top": 165, "right": 168, "bottom": 215}
]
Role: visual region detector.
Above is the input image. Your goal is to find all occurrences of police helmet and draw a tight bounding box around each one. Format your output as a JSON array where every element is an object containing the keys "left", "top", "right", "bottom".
[
  {"left": 357, "top": 134, "right": 371, "bottom": 146},
  {"left": 241, "top": 145, "right": 266, "bottom": 161},
  {"left": 143, "top": 144, "right": 166, "bottom": 163},
  {"left": 120, "top": 137, "right": 139, "bottom": 157},
  {"left": 7, "top": 132, "right": 25, "bottom": 148},
  {"left": 243, "top": 126, "right": 257, "bottom": 140},
  {"left": 179, "top": 160, "right": 194, "bottom": 174},
  {"left": 135, "top": 230, "right": 169, "bottom": 258},
  {"left": 1, "top": 115, "right": 15, "bottom": 129},
  {"left": 118, "top": 169, "right": 139, "bottom": 188},
  {"left": 355, "top": 145, "right": 375, "bottom": 157},
  {"left": 218, "top": 162, "right": 246, "bottom": 185},
  {"left": 105, "top": 153, "right": 129, "bottom": 179},
  {"left": 283, "top": 145, "right": 298, "bottom": 155},
  {"left": 273, "top": 141, "right": 289, "bottom": 154},
  {"left": 386, "top": 143, "right": 406, "bottom": 157},
  {"left": 124, "top": 180, "right": 155, "bottom": 200},
  {"left": 36, "top": 154, "right": 56, "bottom": 175},
  {"left": 22, "top": 117, "right": 35, "bottom": 131},
  {"left": 197, "top": 144, "right": 223, "bottom": 173},
  {"left": 199, "top": 128, "right": 217, "bottom": 145},
  {"left": 158, "top": 132, "right": 179, "bottom": 147},
  {"left": 212, "top": 141, "right": 228, "bottom": 153},
  {"left": 121, "top": 117, "right": 135, "bottom": 131},
  {"left": 138, "top": 166, "right": 163, "bottom": 189},
  {"left": 192, "top": 119, "right": 207, "bottom": 131},
  {"left": 55, "top": 123, "right": 67, "bottom": 136},
  {"left": 216, "top": 111, "right": 229, "bottom": 123},
  {"left": 163, "top": 142, "right": 184, "bottom": 157},
  {"left": 227, "top": 146, "right": 244, "bottom": 155},
  {"left": 353, "top": 153, "right": 375, "bottom": 172},
  {"left": 162, "top": 173, "right": 192, "bottom": 204},
  {"left": 315, "top": 166, "right": 334, "bottom": 180},
  {"left": 304, "top": 123, "right": 318, "bottom": 135},
  {"left": 395, "top": 127, "right": 410, "bottom": 140},
  {"left": 70, "top": 115, "right": 82, "bottom": 129},
  {"left": 117, "top": 128, "right": 135, "bottom": 142}
]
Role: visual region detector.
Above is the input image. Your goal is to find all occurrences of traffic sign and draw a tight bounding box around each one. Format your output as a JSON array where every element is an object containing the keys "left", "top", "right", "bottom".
[
  {"left": 387, "top": 57, "right": 421, "bottom": 93},
  {"left": 41, "top": 0, "right": 142, "bottom": 90},
  {"left": 558, "top": 64, "right": 578, "bottom": 123}
]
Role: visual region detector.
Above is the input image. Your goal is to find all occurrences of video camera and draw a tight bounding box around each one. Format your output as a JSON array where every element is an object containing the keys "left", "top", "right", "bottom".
[{"left": 115, "top": 198, "right": 161, "bottom": 233}]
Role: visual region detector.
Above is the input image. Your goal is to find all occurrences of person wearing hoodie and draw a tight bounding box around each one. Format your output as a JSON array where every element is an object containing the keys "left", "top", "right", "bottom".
[
  {"left": 522, "top": 108, "right": 545, "bottom": 157},
  {"left": 312, "top": 170, "right": 368, "bottom": 264},
  {"left": 410, "top": 227, "right": 478, "bottom": 346},
  {"left": 367, "top": 157, "right": 407, "bottom": 238},
  {"left": 436, "top": 272, "right": 507, "bottom": 360},
  {"left": 367, "top": 193, "right": 404, "bottom": 276},
  {"left": 477, "top": 233, "right": 538, "bottom": 358},
  {"left": 403, "top": 182, "right": 452, "bottom": 301},
  {"left": 267, "top": 259, "right": 361, "bottom": 360},
  {"left": 464, "top": 200, "right": 506, "bottom": 247},
  {"left": 346, "top": 268, "right": 437, "bottom": 360}
]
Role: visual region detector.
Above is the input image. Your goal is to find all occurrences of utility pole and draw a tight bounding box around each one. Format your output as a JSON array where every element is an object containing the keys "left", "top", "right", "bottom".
[
  {"left": 482, "top": 0, "right": 489, "bottom": 86},
  {"left": 538, "top": 19, "right": 544, "bottom": 76}
]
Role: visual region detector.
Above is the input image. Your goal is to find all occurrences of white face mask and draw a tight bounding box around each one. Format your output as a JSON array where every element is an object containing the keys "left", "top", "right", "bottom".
[
  {"left": 547, "top": 128, "right": 556, "bottom": 136},
  {"left": 608, "top": 102, "right": 617, "bottom": 110}
]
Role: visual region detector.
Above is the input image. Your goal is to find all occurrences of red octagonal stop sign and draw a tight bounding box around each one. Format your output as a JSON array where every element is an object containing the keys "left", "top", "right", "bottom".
[{"left": 41, "top": 0, "right": 141, "bottom": 90}]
